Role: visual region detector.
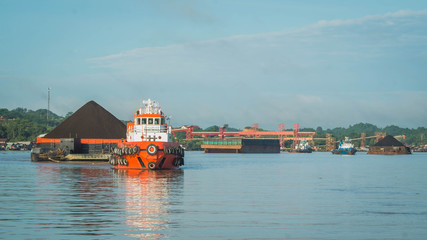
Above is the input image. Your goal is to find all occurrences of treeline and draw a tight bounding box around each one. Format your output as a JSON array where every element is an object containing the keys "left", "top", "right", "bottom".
[
  {"left": 1, "top": 107, "right": 426, "bottom": 147},
  {"left": 0, "top": 108, "right": 67, "bottom": 142},
  {"left": 174, "top": 125, "right": 242, "bottom": 150},
  {"left": 176, "top": 123, "right": 427, "bottom": 150},
  {"left": 307, "top": 123, "right": 426, "bottom": 146}
]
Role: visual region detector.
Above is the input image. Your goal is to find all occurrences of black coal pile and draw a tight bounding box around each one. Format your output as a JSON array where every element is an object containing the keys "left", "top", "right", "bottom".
[
  {"left": 44, "top": 101, "right": 126, "bottom": 139},
  {"left": 373, "top": 135, "right": 404, "bottom": 146}
]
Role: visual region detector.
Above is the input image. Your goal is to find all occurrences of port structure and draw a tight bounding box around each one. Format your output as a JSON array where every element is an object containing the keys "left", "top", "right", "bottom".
[
  {"left": 173, "top": 125, "right": 403, "bottom": 151},
  {"left": 315, "top": 132, "right": 405, "bottom": 151},
  {"left": 172, "top": 123, "right": 316, "bottom": 149}
]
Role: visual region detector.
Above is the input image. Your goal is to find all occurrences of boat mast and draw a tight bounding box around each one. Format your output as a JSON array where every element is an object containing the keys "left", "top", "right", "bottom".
[{"left": 47, "top": 87, "right": 50, "bottom": 127}]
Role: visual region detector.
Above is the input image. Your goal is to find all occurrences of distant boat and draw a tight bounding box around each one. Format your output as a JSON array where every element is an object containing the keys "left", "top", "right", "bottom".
[
  {"left": 332, "top": 137, "right": 357, "bottom": 155},
  {"left": 289, "top": 139, "right": 313, "bottom": 153}
]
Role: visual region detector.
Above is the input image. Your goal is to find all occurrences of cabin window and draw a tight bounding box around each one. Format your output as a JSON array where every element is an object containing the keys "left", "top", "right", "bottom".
[
  {"left": 154, "top": 118, "right": 160, "bottom": 125},
  {"left": 161, "top": 118, "right": 165, "bottom": 125},
  {"left": 136, "top": 118, "right": 141, "bottom": 125},
  {"left": 142, "top": 118, "right": 147, "bottom": 124},
  {"left": 148, "top": 118, "right": 153, "bottom": 124}
]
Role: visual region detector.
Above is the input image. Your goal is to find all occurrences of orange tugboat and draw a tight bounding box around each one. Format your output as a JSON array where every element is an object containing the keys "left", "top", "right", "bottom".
[{"left": 109, "top": 99, "right": 184, "bottom": 170}]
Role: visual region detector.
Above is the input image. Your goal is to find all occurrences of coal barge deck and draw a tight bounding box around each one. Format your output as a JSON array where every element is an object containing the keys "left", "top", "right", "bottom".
[
  {"left": 201, "top": 138, "right": 280, "bottom": 153},
  {"left": 368, "top": 135, "right": 411, "bottom": 155},
  {"left": 31, "top": 101, "right": 126, "bottom": 162}
]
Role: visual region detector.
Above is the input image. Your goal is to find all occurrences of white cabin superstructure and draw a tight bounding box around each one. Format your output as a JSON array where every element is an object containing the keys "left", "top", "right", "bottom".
[
  {"left": 339, "top": 137, "right": 355, "bottom": 149},
  {"left": 295, "top": 139, "right": 311, "bottom": 150},
  {"left": 126, "top": 99, "right": 172, "bottom": 143}
]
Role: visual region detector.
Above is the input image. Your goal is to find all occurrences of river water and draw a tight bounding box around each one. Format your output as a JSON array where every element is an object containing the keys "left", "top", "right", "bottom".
[{"left": 0, "top": 151, "right": 426, "bottom": 239}]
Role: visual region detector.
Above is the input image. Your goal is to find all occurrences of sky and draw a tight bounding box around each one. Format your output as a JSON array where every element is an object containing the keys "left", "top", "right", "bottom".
[{"left": 1, "top": 0, "right": 427, "bottom": 130}]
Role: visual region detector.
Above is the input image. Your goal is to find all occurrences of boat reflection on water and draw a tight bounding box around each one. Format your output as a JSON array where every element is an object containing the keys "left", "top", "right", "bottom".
[
  {"left": 112, "top": 169, "right": 184, "bottom": 238},
  {"left": 34, "top": 163, "right": 120, "bottom": 236},
  {"left": 34, "top": 163, "right": 183, "bottom": 238}
]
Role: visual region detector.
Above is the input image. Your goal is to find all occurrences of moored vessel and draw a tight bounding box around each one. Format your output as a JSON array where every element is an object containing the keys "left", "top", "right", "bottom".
[
  {"left": 332, "top": 137, "right": 357, "bottom": 155},
  {"left": 201, "top": 138, "right": 280, "bottom": 153},
  {"left": 368, "top": 135, "right": 411, "bottom": 155},
  {"left": 109, "top": 99, "right": 184, "bottom": 170},
  {"left": 289, "top": 139, "right": 313, "bottom": 153},
  {"left": 31, "top": 100, "right": 126, "bottom": 162}
]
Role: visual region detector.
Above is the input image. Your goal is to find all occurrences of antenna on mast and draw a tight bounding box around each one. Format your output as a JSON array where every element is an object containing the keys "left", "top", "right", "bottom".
[{"left": 47, "top": 87, "right": 50, "bottom": 127}]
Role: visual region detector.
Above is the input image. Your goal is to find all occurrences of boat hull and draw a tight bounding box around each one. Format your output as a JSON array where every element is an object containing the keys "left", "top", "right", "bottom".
[
  {"left": 367, "top": 146, "right": 411, "bottom": 155},
  {"left": 332, "top": 148, "right": 357, "bottom": 155},
  {"left": 31, "top": 137, "right": 121, "bottom": 162},
  {"left": 109, "top": 141, "right": 184, "bottom": 170},
  {"left": 288, "top": 149, "right": 312, "bottom": 153},
  {"left": 367, "top": 151, "right": 411, "bottom": 155}
]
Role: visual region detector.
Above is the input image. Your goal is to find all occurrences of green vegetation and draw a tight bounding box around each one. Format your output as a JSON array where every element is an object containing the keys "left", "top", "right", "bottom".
[
  {"left": 0, "top": 108, "right": 66, "bottom": 142},
  {"left": 1, "top": 107, "right": 426, "bottom": 148},
  {"left": 177, "top": 140, "right": 204, "bottom": 151},
  {"left": 178, "top": 123, "right": 427, "bottom": 150},
  {"left": 193, "top": 124, "right": 242, "bottom": 132},
  {"left": 310, "top": 123, "right": 427, "bottom": 147}
]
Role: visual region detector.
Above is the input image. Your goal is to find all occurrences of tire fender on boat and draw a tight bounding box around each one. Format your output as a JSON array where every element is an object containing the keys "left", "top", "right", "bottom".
[
  {"left": 147, "top": 144, "right": 158, "bottom": 155},
  {"left": 124, "top": 147, "right": 129, "bottom": 155},
  {"left": 176, "top": 157, "right": 184, "bottom": 166},
  {"left": 133, "top": 146, "right": 140, "bottom": 155},
  {"left": 148, "top": 161, "right": 156, "bottom": 170}
]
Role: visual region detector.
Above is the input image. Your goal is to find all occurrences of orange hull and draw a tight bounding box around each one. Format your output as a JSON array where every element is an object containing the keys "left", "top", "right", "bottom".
[{"left": 109, "top": 141, "right": 184, "bottom": 170}]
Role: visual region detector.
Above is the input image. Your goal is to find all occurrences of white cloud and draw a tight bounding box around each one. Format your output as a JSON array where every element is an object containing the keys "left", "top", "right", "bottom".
[
  {"left": 6, "top": 10, "right": 426, "bottom": 129},
  {"left": 314, "top": 10, "right": 427, "bottom": 28},
  {"left": 80, "top": 10, "right": 427, "bottom": 128}
]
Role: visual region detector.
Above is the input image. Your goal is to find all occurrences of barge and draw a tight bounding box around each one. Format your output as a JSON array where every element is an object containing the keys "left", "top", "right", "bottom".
[
  {"left": 31, "top": 101, "right": 126, "bottom": 162},
  {"left": 201, "top": 138, "right": 280, "bottom": 153},
  {"left": 368, "top": 135, "right": 411, "bottom": 155}
]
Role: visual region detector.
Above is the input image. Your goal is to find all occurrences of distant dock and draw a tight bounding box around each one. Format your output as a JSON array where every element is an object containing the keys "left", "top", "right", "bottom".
[{"left": 201, "top": 138, "right": 280, "bottom": 153}]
